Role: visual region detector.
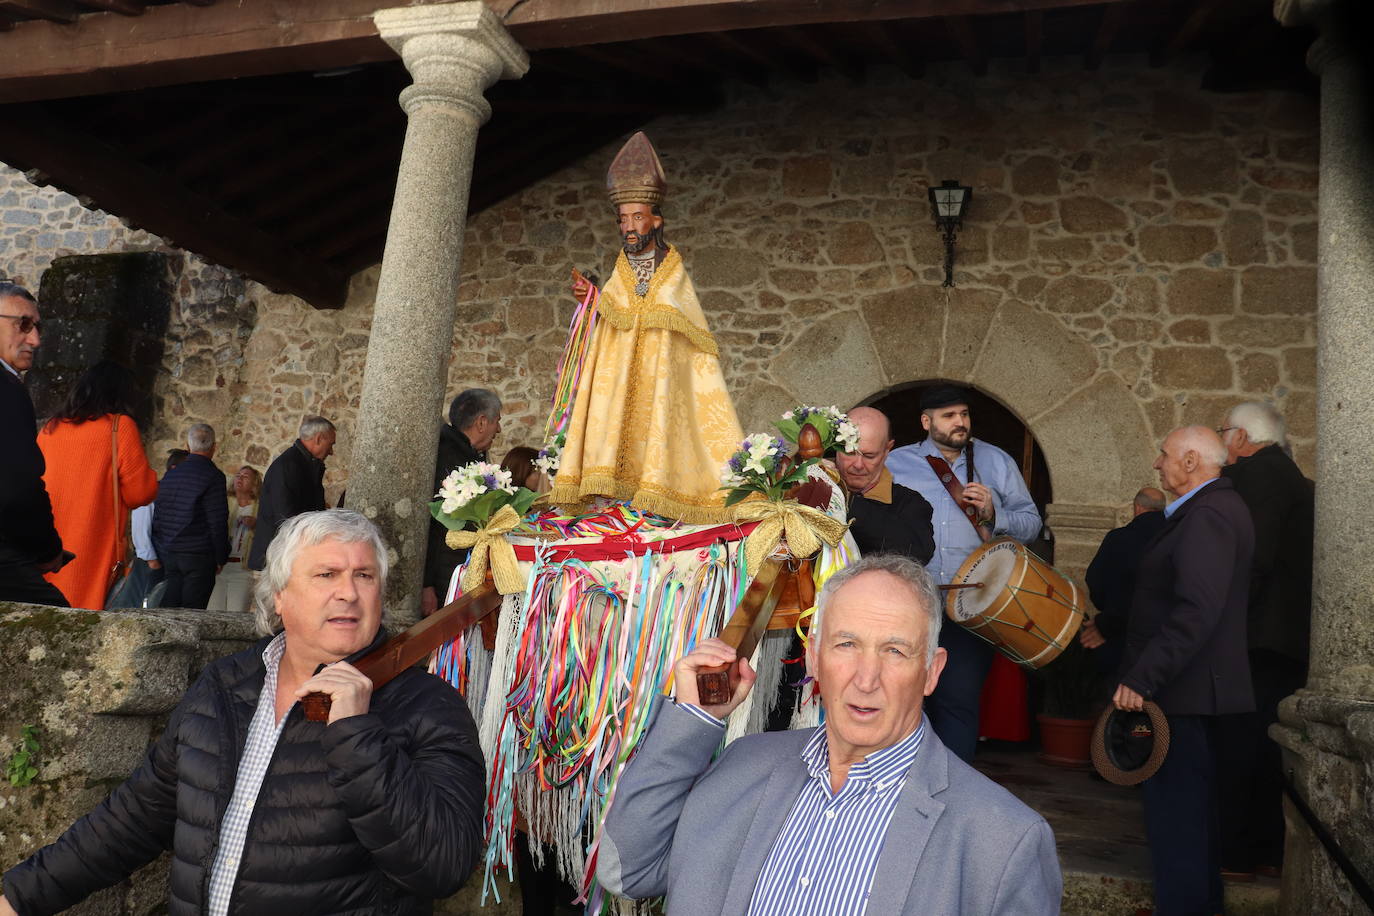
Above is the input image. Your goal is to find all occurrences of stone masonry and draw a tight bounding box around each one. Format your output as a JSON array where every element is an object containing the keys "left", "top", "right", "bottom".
[{"left": 4, "top": 52, "right": 1318, "bottom": 566}]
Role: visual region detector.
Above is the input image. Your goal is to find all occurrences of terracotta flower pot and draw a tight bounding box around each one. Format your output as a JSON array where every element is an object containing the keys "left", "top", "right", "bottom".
[{"left": 1036, "top": 713, "right": 1095, "bottom": 768}]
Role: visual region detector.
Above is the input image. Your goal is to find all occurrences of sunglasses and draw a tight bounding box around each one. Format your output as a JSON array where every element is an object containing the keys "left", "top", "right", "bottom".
[{"left": 0, "top": 313, "right": 40, "bottom": 334}]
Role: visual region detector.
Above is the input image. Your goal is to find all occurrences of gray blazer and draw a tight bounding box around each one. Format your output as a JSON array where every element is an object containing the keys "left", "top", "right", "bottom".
[{"left": 599, "top": 700, "right": 1062, "bottom": 915}]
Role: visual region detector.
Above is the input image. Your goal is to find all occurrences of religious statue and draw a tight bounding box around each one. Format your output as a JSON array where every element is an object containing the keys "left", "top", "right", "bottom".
[{"left": 548, "top": 132, "right": 744, "bottom": 523}]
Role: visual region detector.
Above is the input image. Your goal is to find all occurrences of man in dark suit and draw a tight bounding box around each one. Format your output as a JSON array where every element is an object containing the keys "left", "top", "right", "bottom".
[
  {"left": 0, "top": 282, "right": 70, "bottom": 606},
  {"left": 837, "top": 406, "right": 935, "bottom": 564},
  {"left": 1079, "top": 486, "right": 1167, "bottom": 675},
  {"left": 420, "top": 389, "right": 501, "bottom": 616},
  {"left": 151, "top": 424, "right": 229, "bottom": 609},
  {"left": 1115, "top": 425, "right": 1255, "bottom": 915},
  {"left": 248, "top": 415, "right": 335, "bottom": 572},
  {"left": 1216, "top": 401, "right": 1314, "bottom": 878}
]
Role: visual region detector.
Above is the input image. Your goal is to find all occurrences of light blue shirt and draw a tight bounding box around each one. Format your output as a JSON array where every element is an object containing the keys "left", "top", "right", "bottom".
[
  {"left": 887, "top": 438, "right": 1041, "bottom": 585},
  {"left": 131, "top": 504, "right": 156, "bottom": 562},
  {"left": 1163, "top": 477, "right": 1219, "bottom": 518}
]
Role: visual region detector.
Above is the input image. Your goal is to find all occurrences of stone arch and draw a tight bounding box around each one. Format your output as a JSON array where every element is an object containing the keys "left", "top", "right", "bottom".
[{"left": 764, "top": 288, "right": 1159, "bottom": 575}]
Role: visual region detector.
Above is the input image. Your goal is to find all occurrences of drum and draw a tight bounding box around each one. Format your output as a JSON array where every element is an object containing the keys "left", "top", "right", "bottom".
[{"left": 945, "top": 538, "right": 1084, "bottom": 670}]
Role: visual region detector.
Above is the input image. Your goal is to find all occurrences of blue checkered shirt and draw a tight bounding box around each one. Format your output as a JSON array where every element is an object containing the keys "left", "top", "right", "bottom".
[{"left": 205, "top": 632, "right": 291, "bottom": 916}]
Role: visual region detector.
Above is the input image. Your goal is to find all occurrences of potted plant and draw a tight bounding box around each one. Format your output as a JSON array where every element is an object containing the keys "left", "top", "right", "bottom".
[{"left": 1034, "top": 637, "right": 1104, "bottom": 767}]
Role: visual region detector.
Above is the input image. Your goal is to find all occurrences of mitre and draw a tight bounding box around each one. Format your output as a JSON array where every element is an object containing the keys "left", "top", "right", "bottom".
[{"left": 606, "top": 131, "right": 667, "bottom": 207}]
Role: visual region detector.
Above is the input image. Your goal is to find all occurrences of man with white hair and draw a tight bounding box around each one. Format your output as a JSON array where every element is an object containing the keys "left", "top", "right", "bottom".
[
  {"left": 599, "top": 553, "right": 1062, "bottom": 915},
  {"left": 249, "top": 415, "right": 336, "bottom": 572},
  {"left": 1216, "top": 402, "right": 1313, "bottom": 879},
  {"left": 2, "top": 509, "right": 486, "bottom": 916},
  {"left": 151, "top": 423, "right": 229, "bottom": 609},
  {"left": 1116, "top": 425, "right": 1255, "bottom": 915}
]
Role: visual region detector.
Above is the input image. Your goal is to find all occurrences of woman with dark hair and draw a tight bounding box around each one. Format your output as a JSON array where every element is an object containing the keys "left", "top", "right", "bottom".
[
  {"left": 207, "top": 465, "right": 261, "bottom": 614},
  {"left": 501, "top": 445, "right": 547, "bottom": 493},
  {"left": 37, "top": 360, "right": 157, "bottom": 609}
]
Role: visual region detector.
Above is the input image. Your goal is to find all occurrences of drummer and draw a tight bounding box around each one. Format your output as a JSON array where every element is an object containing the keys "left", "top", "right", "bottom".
[{"left": 886, "top": 385, "right": 1042, "bottom": 763}]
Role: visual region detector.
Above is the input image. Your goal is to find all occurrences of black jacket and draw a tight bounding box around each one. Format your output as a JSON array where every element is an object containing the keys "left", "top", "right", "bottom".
[
  {"left": 2, "top": 632, "right": 486, "bottom": 916},
  {"left": 151, "top": 453, "right": 230, "bottom": 564},
  {"left": 1121, "top": 478, "right": 1255, "bottom": 716},
  {"left": 423, "top": 425, "right": 481, "bottom": 593},
  {"left": 1221, "top": 444, "right": 1314, "bottom": 665},
  {"left": 1084, "top": 510, "right": 1167, "bottom": 645},
  {"left": 847, "top": 478, "right": 936, "bottom": 565},
  {"left": 0, "top": 368, "right": 61, "bottom": 562},
  {"left": 249, "top": 440, "right": 327, "bottom": 570}
]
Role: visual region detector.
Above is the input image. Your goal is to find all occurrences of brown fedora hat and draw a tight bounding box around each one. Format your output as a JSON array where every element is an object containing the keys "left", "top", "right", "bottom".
[{"left": 1091, "top": 701, "right": 1170, "bottom": 786}]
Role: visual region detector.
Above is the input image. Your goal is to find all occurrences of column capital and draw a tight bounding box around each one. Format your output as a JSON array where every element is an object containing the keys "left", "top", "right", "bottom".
[
  {"left": 375, "top": 2, "right": 529, "bottom": 122},
  {"left": 1274, "top": 0, "right": 1359, "bottom": 75}
]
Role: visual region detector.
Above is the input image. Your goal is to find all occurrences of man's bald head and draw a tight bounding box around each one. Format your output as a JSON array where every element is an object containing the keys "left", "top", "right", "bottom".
[
  {"left": 836, "top": 406, "right": 895, "bottom": 495},
  {"left": 1154, "top": 425, "right": 1227, "bottom": 496},
  {"left": 1133, "top": 486, "right": 1166, "bottom": 515}
]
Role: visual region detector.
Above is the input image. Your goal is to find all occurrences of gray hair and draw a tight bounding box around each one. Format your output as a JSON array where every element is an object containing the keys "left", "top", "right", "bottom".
[
  {"left": 0, "top": 281, "right": 36, "bottom": 304},
  {"left": 808, "top": 553, "right": 943, "bottom": 665},
  {"left": 299, "top": 415, "right": 335, "bottom": 441},
  {"left": 449, "top": 388, "right": 501, "bottom": 431},
  {"left": 187, "top": 423, "right": 215, "bottom": 452},
  {"left": 1228, "top": 401, "right": 1287, "bottom": 448},
  {"left": 253, "top": 508, "right": 389, "bottom": 636}
]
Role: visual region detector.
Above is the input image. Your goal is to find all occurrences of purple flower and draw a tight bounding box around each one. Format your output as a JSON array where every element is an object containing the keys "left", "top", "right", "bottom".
[
  {"left": 729, "top": 455, "right": 744, "bottom": 471},
  {"left": 483, "top": 474, "right": 498, "bottom": 488}
]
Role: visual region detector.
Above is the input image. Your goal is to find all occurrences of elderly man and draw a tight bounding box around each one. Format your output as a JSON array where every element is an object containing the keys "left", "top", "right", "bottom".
[
  {"left": 1, "top": 509, "right": 485, "bottom": 916},
  {"left": 151, "top": 423, "right": 229, "bottom": 610},
  {"left": 0, "top": 281, "right": 70, "bottom": 606},
  {"left": 887, "top": 385, "right": 1041, "bottom": 762},
  {"left": 1116, "top": 426, "right": 1254, "bottom": 915},
  {"left": 837, "top": 406, "right": 935, "bottom": 564},
  {"left": 599, "top": 553, "right": 1062, "bottom": 915},
  {"left": 249, "top": 415, "right": 336, "bottom": 572},
  {"left": 1215, "top": 402, "right": 1313, "bottom": 879},
  {"left": 421, "top": 388, "right": 502, "bottom": 615}
]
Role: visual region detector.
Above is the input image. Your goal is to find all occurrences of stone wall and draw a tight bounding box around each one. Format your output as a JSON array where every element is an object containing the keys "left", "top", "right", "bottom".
[{"left": 4, "top": 51, "right": 1320, "bottom": 548}]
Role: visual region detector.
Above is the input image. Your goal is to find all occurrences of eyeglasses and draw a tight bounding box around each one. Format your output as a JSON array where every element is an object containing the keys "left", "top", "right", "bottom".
[
  {"left": 1215, "top": 426, "right": 1237, "bottom": 436},
  {"left": 0, "top": 314, "right": 40, "bottom": 335}
]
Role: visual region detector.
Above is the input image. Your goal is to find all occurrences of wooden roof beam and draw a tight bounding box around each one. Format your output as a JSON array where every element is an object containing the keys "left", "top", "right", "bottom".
[
  {"left": 777, "top": 25, "right": 862, "bottom": 82},
  {"left": 943, "top": 15, "right": 986, "bottom": 76},
  {"left": 703, "top": 29, "right": 816, "bottom": 82},
  {"left": 860, "top": 19, "right": 924, "bottom": 80},
  {"left": 77, "top": 0, "right": 145, "bottom": 15},
  {"left": 1024, "top": 9, "right": 1042, "bottom": 73},
  {"left": 1151, "top": 0, "right": 1221, "bottom": 66},
  {"left": 0, "top": 0, "right": 1141, "bottom": 102},
  {"left": 1085, "top": 3, "right": 1127, "bottom": 70},
  {"left": 0, "top": 0, "right": 79, "bottom": 24},
  {"left": 0, "top": 103, "right": 349, "bottom": 306}
]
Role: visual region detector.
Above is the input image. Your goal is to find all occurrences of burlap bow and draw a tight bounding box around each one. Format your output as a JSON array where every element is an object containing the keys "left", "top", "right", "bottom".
[
  {"left": 445, "top": 504, "right": 526, "bottom": 595},
  {"left": 733, "top": 500, "right": 849, "bottom": 576}
]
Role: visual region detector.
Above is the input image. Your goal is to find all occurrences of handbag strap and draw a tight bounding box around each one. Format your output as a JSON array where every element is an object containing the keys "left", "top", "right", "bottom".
[
  {"left": 111, "top": 416, "right": 125, "bottom": 559},
  {"left": 924, "top": 453, "right": 990, "bottom": 543}
]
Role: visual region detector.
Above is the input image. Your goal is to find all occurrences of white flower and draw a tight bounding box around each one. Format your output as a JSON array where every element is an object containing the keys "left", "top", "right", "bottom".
[
  {"left": 781, "top": 410, "right": 794, "bottom": 420},
  {"left": 836, "top": 418, "right": 860, "bottom": 454}
]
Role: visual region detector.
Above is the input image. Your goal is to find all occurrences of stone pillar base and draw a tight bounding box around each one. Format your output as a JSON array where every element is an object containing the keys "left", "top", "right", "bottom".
[{"left": 1271, "top": 687, "right": 1374, "bottom": 915}]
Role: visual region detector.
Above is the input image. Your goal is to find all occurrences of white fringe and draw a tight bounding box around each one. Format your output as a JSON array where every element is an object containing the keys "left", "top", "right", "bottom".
[{"left": 478, "top": 592, "right": 526, "bottom": 768}]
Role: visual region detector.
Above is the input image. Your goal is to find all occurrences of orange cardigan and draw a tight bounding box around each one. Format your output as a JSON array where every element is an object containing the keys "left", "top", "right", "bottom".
[{"left": 38, "top": 414, "right": 157, "bottom": 610}]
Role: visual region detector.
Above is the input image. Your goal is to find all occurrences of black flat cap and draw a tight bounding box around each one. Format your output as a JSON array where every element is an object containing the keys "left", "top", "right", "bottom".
[{"left": 919, "top": 385, "right": 973, "bottom": 412}]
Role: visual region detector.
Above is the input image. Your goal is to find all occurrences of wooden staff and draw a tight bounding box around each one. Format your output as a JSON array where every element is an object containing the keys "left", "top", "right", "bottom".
[
  {"left": 302, "top": 578, "right": 504, "bottom": 722},
  {"left": 696, "top": 424, "right": 825, "bottom": 706}
]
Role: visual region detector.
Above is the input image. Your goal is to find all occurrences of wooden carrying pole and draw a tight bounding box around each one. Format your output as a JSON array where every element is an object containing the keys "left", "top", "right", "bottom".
[
  {"left": 696, "top": 424, "right": 825, "bottom": 707},
  {"left": 301, "top": 578, "right": 503, "bottom": 722}
]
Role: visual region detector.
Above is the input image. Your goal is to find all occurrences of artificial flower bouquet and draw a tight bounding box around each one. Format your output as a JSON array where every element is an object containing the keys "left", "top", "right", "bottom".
[
  {"left": 774, "top": 404, "right": 860, "bottom": 454},
  {"left": 430, "top": 460, "right": 541, "bottom": 532}
]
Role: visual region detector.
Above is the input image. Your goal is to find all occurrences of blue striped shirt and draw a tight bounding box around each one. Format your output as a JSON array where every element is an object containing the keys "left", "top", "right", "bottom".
[{"left": 746, "top": 720, "right": 927, "bottom": 916}]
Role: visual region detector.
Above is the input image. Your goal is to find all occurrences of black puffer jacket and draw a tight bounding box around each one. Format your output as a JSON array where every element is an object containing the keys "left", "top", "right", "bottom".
[{"left": 3, "top": 633, "right": 486, "bottom": 915}]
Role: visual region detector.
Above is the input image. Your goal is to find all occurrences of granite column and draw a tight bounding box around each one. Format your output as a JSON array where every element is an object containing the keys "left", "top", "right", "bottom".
[
  {"left": 350, "top": 3, "right": 527, "bottom": 620},
  {"left": 1272, "top": 1, "right": 1374, "bottom": 912}
]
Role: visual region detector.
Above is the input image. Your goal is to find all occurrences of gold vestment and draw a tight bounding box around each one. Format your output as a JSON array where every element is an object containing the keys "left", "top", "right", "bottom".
[{"left": 548, "top": 245, "right": 743, "bottom": 523}]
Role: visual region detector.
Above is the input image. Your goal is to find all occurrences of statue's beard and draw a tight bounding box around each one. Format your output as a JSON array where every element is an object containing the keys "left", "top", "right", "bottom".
[{"left": 622, "top": 227, "right": 659, "bottom": 255}]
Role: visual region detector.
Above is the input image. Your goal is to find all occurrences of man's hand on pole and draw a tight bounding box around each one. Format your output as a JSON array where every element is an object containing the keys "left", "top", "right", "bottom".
[{"left": 673, "top": 638, "right": 757, "bottom": 720}]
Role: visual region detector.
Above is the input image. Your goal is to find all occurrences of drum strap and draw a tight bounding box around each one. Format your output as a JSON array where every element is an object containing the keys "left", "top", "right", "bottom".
[{"left": 925, "top": 454, "right": 991, "bottom": 543}]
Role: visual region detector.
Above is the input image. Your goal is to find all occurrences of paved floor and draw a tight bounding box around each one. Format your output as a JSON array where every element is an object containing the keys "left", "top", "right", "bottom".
[{"left": 975, "top": 742, "right": 1281, "bottom": 915}]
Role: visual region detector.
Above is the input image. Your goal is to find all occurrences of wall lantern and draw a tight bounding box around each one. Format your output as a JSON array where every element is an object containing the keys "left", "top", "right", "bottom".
[{"left": 929, "top": 179, "right": 973, "bottom": 288}]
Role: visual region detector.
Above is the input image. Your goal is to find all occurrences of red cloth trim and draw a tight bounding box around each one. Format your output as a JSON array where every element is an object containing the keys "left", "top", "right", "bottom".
[{"left": 510, "top": 521, "right": 760, "bottom": 563}]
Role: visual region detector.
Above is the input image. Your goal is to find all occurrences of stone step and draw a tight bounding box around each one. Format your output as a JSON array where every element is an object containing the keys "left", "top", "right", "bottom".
[{"left": 975, "top": 745, "right": 1280, "bottom": 916}]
